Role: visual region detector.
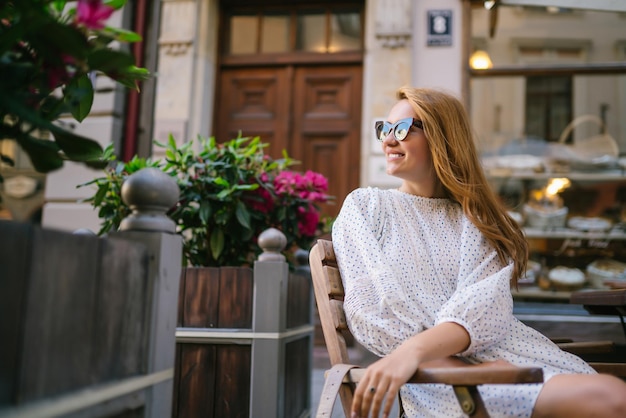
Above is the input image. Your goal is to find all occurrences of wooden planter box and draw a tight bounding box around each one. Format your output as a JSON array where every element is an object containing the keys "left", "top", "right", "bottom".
[
  {"left": 173, "top": 265, "right": 313, "bottom": 418},
  {"left": 0, "top": 220, "right": 182, "bottom": 417}
]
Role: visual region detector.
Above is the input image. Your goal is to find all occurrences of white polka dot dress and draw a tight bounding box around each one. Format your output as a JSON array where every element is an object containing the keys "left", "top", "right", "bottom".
[{"left": 332, "top": 188, "right": 596, "bottom": 418}]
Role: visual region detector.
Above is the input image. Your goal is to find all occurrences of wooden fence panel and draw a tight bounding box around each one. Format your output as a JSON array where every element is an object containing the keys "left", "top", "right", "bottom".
[
  {"left": 179, "top": 267, "right": 221, "bottom": 328},
  {"left": 217, "top": 267, "right": 253, "bottom": 329},
  {"left": 287, "top": 272, "right": 312, "bottom": 328},
  {"left": 173, "top": 344, "right": 217, "bottom": 417},
  {"left": 0, "top": 221, "right": 32, "bottom": 406},
  {"left": 174, "top": 262, "right": 312, "bottom": 417},
  {"left": 93, "top": 237, "right": 149, "bottom": 380},
  {"left": 215, "top": 345, "right": 251, "bottom": 417},
  {"left": 20, "top": 227, "right": 102, "bottom": 401},
  {"left": 284, "top": 336, "right": 312, "bottom": 418},
  {"left": 0, "top": 221, "right": 152, "bottom": 412}
]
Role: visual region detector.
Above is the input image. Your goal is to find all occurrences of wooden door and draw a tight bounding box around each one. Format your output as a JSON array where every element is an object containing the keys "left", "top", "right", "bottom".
[{"left": 215, "top": 64, "right": 362, "bottom": 218}]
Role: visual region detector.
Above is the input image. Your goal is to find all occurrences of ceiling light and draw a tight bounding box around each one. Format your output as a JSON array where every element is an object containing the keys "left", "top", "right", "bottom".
[{"left": 469, "top": 50, "right": 493, "bottom": 70}]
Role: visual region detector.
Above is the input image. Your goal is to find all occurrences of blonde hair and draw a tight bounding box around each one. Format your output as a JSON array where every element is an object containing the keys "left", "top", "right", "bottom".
[{"left": 397, "top": 86, "right": 528, "bottom": 285}]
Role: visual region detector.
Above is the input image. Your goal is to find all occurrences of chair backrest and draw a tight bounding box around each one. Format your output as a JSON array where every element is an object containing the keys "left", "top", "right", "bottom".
[{"left": 309, "top": 238, "right": 356, "bottom": 414}]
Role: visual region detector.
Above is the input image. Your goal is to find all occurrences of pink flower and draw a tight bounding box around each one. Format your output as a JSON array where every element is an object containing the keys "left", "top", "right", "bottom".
[
  {"left": 76, "top": 0, "right": 115, "bottom": 30},
  {"left": 44, "top": 55, "right": 75, "bottom": 90},
  {"left": 304, "top": 170, "right": 328, "bottom": 191},
  {"left": 246, "top": 187, "right": 274, "bottom": 213},
  {"left": 297, "top": 206, "right": 319, "bottom": 237}
]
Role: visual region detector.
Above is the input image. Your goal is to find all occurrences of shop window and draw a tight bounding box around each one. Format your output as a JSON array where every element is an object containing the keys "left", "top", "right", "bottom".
[{"left": 525, "top": 76, "right": 572, "bottom": 143}]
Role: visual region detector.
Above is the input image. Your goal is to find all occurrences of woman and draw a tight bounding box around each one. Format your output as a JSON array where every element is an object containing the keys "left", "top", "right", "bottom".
[{"left": 331, "top": 86, "right": 626, "bottom": 418}]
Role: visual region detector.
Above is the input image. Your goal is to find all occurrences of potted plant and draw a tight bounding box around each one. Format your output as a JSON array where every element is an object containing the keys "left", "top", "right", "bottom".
[
  {"left": 81, "top": 133, "right": 333, "bottom": 417},
  {"left": 82, "top": 133, "right": 333, "bottom": 266}
]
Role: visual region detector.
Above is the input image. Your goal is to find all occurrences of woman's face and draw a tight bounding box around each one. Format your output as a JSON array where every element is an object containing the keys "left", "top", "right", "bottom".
[{"left": 380, "top": 99, "right": 438, "bottom": 196}]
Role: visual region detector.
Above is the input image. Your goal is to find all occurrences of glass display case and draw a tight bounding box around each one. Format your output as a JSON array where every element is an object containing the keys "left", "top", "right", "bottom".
[{"left": 467, "top": 2, "right": 626, "bottom": 303}]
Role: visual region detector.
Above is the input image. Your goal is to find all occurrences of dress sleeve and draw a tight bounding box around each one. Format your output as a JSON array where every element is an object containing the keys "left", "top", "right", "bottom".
[
  {"left": 435, "top": 220, "right": 516, "bottom": 356},
  {"left": 332, "top": 189, "right": 418, "bottom": 355}
]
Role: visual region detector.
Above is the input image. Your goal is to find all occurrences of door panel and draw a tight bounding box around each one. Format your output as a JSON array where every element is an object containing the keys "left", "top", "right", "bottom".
[
  {"left": 292, "top": 65, "right": 362, "bottom": 217},
  {"left": 215, "top": 67, "right": 290, "bottom": 157},
  {"left": 215, "top": 64, "right": 361, "bottom": 219}
]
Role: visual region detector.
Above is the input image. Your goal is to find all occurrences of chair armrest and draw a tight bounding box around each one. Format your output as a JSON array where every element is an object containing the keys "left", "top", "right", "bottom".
[{"left": 345, "top": 361, "right": 543, "bottom": 386}]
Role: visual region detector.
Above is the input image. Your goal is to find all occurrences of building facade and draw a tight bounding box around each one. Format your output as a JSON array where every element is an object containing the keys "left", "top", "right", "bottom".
[{"left": 1, "top": 1, "right": 624, "bottom": 232}]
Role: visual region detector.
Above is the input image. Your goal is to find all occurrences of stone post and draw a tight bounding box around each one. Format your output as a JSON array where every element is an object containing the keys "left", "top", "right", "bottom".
[
  {"left": 249, "top": 228, "right": 289, "bottom": 417},
  {"left": 114, "top": 167, "right": 182, "bottom": 418}
]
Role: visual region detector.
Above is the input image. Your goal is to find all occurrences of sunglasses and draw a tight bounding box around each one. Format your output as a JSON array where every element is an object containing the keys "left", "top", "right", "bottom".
[{"left": 374, "top": 118, "right": 424, "bottom": 142}]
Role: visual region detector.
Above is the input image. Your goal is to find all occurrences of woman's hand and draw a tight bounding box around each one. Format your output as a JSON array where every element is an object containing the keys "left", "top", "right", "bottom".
[
  {"left": 351, "top": 341, "right": 420, "bottom": 418},
  {"left": 351, "top": 322, "right": 471, "bottom": 417}
]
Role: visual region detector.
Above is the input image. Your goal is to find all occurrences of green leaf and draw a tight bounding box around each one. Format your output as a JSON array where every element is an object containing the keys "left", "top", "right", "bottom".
[
  {"left": 64, "top": 73, "right": 94, "bottom": 122},
  {"left": 199, "top": 201, "right": 211, "bottom": 224},
  {"left": 39, "top": 95, "right": 69, "bottom": 122},
  {"left": 101, "top": 26, "right": 143, "bottom": 43},
  {"left": 52, "top": 129, "right": 104, "bottom": 161},
  {"left": 214, "top": 177, "right": 229, "bottom": 187},
  {"left": 84, "top": 159, "right": 109, "bottom": 169},
  {"left": 92, "top": 182, "right": 110, "bottom": 206},
  {"left": 37, "top": 21, "right": 90, "bottom": 60},
  {"left": 235, "top": 200, "right": 251, "bottom": 229},
  {"left": 107, "top": 66, "right": 151, "bottom": 91},
  {"left": 87, "top": 49, "right": 135, "bottom": 73},
  {"left": 104, "top": 0, "right": 129, "bottom": 10},
  {"left": 51, "top": 1, "right": 69, "bottom": 13},
  {"left": 210, "top": 229, "right": 224, "bottom": 261},
  {"left": 16, "top": 135, "right": 64, "bottom": 172}
]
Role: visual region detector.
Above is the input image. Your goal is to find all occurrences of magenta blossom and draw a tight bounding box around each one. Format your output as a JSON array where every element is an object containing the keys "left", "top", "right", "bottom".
[
  {"left": 246, "top": 186, "right": 274, "bottom": 213},
  {"left": 76, "top": 0, "right": 115, "bottom": 30},
  {"left": 297, "top": 206, "right": 320, "bottom": 237}
]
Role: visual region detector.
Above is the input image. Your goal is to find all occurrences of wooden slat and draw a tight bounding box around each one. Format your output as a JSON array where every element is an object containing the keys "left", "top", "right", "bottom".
[
  {"left": 284, "top": 337, "right": 311, "bottom": 418},
  {"left": 558, "top": 341, "right": 615, "bottom": 355},
  {"left": 330, "top": 299, "right": 348, "bottom": 330},
  {"left": 173, "top": 344, "right": 216, "bottom": 417},
  {"left": 216, "top": 345, "right": 251, "bottom": 417},
  {"left": 589, "top": 362, "right": 626, "bottom": 377},
  {"left": 180, "top": 267, "right": 221, "bottom": 328},
  {"left": 325, "top": 266, "right": 344, "bottom": 297},
  {"left": 93, "top": 238, "right": 148, "bottom": 380},
  {"left": 347, "top": 364, "right": 544, "bottom": 386},
  {"left": 218, "top": 267, "right": 253, "bottom": 329},
  {"left": 0, "top": 221, "right": 32, "bottom": 405},
  {"left": 318, "top": 239, "right": 337, "bottom": 267},
  {"left": 287, "top": 271, "right": 311, "bottom": 328},
  {"left": 309, "top": 241, "right": 351, "bottom": 368},
  {"left": 20, "top": 228, "right": 101, "bottom": 402}
]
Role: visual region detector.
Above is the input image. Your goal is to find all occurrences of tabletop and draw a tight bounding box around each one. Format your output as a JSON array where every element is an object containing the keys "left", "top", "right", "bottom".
[{"left": 570, "top": 288, "right": 626, "bottom": 338}]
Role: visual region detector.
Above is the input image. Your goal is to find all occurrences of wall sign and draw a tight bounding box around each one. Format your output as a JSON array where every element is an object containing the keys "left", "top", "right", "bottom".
[{"left": 427, "top": 9, "right": 452, "bottom": 47}]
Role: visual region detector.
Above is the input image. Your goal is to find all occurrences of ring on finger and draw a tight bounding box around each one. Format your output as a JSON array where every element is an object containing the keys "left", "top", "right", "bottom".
[{"left": 369, "top": 386, "right": 376, "bottom": 394}]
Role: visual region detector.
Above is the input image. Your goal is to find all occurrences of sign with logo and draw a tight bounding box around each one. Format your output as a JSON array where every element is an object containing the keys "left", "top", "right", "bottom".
[{"left": 427, "top": 9, "right": 452, "bottom": 47}]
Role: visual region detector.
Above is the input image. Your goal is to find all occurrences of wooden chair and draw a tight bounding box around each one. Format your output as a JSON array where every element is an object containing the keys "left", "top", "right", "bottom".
[{"left": 309, "top": 239, "right": 544, "bottom": 418}]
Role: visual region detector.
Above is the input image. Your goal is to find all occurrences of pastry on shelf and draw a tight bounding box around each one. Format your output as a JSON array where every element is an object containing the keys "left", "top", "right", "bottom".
[
  {"left": 523, "top": 179, "right": 570, "bottom": 229},
  {"left": 548, "top": 266, "right": 586, "bottom": 291},
  {"left": 567, "top": 216, "right": 613, "bottom": 232},
  {"left": 586, "top": 259, "right": 626, "bottom": 289}
]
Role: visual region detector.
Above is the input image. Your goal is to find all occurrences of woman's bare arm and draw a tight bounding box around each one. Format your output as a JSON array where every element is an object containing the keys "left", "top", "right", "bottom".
[{"left": 352, "top": 322, "right": 470, "bottom": 418}]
